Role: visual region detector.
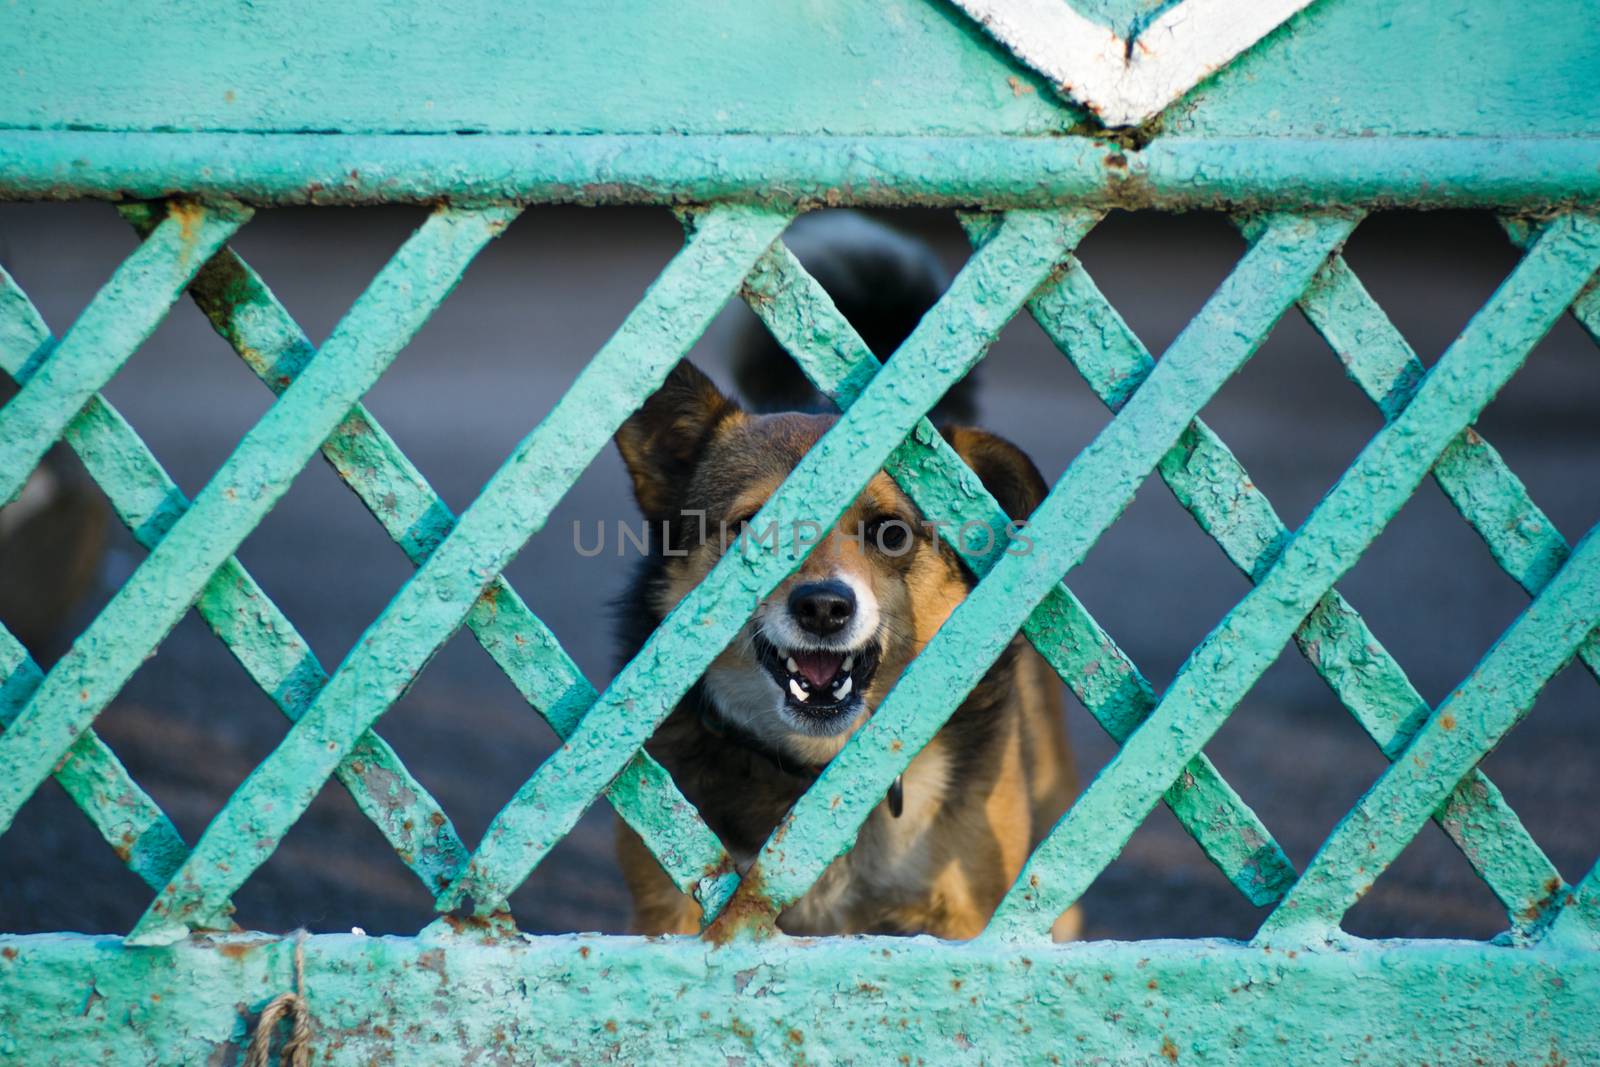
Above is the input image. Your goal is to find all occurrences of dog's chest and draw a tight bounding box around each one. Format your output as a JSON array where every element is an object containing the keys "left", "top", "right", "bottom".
[
  {"left": 778, "top": 745, "right": 952, "bottom": 934},
  {"left": 654, "top": 705, "right": 954, "bottom": 934}
]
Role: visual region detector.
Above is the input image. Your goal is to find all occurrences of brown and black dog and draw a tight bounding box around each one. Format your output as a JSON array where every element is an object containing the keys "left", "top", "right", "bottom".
[{"left": 610, "top": 359, "right": 1080, "bottom": 940}]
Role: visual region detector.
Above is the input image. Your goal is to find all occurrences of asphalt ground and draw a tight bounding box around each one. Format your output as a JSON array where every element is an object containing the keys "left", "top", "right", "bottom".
[{"left": 1, "top": 203, "right": 1595, "bottom": 941}]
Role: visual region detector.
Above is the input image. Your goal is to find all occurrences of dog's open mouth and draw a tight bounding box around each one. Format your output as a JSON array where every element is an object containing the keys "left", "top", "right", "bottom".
[{"left": 755, "top": 633, "right": 880, "bottom": 727}]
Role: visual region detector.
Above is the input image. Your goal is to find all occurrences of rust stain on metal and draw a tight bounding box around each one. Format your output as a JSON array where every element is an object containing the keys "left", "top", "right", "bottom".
[
  {"left": 703, "top": 868, "right": 779, "bottom": 946},
  {"left": 169, "top": 201, "right": 204, "bottom": 246}
]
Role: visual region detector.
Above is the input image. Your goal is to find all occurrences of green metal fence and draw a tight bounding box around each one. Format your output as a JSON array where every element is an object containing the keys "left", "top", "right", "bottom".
[{"left": 2, "top": 0, "right": 1598, "bottom": 1062}]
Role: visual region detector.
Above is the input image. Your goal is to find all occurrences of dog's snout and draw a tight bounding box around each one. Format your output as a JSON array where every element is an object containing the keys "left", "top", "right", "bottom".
[{"left": 789, "top": 580, "right": 856, "bottom": 638}]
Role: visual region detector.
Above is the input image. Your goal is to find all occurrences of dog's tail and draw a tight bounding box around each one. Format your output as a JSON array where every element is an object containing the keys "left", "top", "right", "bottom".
[{"left": 731, "top": 211, "right": 977, "bottom": 423}]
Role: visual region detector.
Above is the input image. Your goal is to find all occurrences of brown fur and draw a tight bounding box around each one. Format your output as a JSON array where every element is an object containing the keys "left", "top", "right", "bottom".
[{"left": 613, "top": 362, "right": 1078, "bottom": 940}]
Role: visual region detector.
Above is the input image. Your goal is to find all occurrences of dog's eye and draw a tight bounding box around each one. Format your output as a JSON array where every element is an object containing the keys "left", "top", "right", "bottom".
[{"left": 865, "top": 515, "right": 913, "bottom": 554}]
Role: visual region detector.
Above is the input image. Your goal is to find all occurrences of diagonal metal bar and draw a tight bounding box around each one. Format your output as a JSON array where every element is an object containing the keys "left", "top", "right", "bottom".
[
  {"left": 986, "top": 211, "right": 1600, "bottom": 941},
  {"left": 117, "top": 204, "right": 740, "bottom": 919},
  {"left": 1276, "top": 219, "right": 1600, "bottom": 687},
  {"left": 1284, "top": 234, "right": 1596, "bottom": 927},
  {"left": 0, "top": 258, "right": 468, "bottom": 902},
  {"left": 0, "top": 205, "right": 517, "bottom": 845},
  {"left": 0, "top": 273, "right": 205, "bottom": 912},
  {"left": 1504, "top": 216, "right": 1600, "bottom": 346},
  {"left": 0, "top": 201, "right": 249, "bottom": 507},
  {"left": 1498, "top": 220, "right": 1600, "bottom": 951},
  {"left": 1257, "top": 525, "right": 1600, "bottom": 942},
  {"left": 0, "top": 635, "right": 197, "bottom": 898},
  {"left": 432, "top": 209, "right": 1097, "bottom": 919},
  {"left": 1546, "top": 857, "right": 1600, "bottom": 949},
  {"left": 128, "top": 205, "right": 797, "bottom": 942},
  {"left": 737, "top": 214, "right": 1357, "bottom": 921},
  {"left": 967, "top": 210, "right": 1565, "bottom": 932},
  {"left": 739, "top": 237, "right": 1296, "bottom": 907}
]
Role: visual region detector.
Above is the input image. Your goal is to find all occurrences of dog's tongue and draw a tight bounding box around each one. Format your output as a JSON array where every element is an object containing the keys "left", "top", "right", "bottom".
[{"left": 793, "top": 650, "right": 844, "bottom": 689}]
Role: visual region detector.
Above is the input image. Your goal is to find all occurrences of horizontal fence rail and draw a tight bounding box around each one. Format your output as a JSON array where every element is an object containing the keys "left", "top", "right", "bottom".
[
  {"left": 3, "top": 933, "right": 1598, "bottom": 1065},
  {"left": 4, "top": 133, "right": 1600, "bottom": 210}
]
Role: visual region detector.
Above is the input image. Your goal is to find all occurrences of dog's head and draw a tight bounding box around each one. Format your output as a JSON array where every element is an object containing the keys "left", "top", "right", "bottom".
[{"left": 616, "top": 361, "right": 1046, "bottom": 764}]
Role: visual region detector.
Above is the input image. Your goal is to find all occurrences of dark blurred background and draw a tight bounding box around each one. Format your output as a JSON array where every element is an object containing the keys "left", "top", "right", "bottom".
[{"left": 1, "top": 204, "right": 1595, "bottom": 941}]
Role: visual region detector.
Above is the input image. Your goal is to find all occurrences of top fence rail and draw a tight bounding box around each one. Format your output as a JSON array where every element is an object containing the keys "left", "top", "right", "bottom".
[{"left": 0, "top": 0, "right": 1598, "bottom": 209}]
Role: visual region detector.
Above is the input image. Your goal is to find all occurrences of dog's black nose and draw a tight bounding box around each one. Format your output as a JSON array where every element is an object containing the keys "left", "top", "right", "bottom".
[{"left": 789, "top": 580, "right": 856, "bottom": 638}]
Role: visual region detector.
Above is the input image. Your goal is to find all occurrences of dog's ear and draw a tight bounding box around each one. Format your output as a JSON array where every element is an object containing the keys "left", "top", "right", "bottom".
[
  {"left": 615, "top": 361, "right": 741, "bottom": 519},
  {"left": 940, "top": 426, "right": 1049, "bottom": 521}
]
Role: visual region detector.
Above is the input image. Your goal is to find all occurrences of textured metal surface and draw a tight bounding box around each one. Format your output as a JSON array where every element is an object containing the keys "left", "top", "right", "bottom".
[
  {"left": 972, "top": 210, "right": 1571, "bottom": 936},
  {"left": 1262, "top": 525, "right": 1600, "bottom": 942},
  {"left": 127, "top": 206, "right": 793, "bottom": 942},
  {"left": 0, "top": 207, "right": 514, "bottom": 842},
  {"left": 439, "top": 210, "right": 1094, "bottom": 919},
  {"left": 3, "top": 0, "right": 1598, "bottom": 1060},
  {"left": 3, "top": 132, "right": 1600, "bottom": 209},
  {"left": 0, "top": 203, "right": 246, "bottom": 507},
  {"left": 740, "top": 214, "right": 1355, "bottom": 920},
  {"left": 741, "top": 229, "right": 1296, "bottom": 909},
  {"left": 116, "top": 203, "right": 737, "bottom": 916},
  {"left": 0, "top": 265, "right": 197, "bottom": 900},
  {"left": 990, "top": 212, "right": 1600, "bottom": 940},
  {"left": 2, "top": 0, "right": 1593, "bottom": 138},
  {"left": 0, "top": 240, "right": 480, "bottom": 913},
  {"left": 3, "top": 932, "right": 1599, "bottom": 1066}
]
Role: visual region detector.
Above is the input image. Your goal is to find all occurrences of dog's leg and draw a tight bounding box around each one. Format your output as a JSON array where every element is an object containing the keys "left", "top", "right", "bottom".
[
  {"left": 615, "top": 820, "right": 703, "bottom": 935},
  {"left": 903, "top": 730, "right": 1036, "bottom": 941},
  {"left": 1016, "top": 647, "right": 1083, "bottom": 942}
]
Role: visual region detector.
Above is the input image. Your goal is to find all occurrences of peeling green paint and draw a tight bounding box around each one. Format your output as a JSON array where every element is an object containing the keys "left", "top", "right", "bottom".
[
  {"left": 0, "top": 206, "right": 515, "bottom": 839},
  {"left": 0, "top": 0, "right": 1074, "bottom": 137},
  {"left": 116, "top": 203, "right": 738, "bottom": 915},
  {"left": 2, "top": 0, "right": 1598, "bottom": 1060},
  {"left": 741, "top": 235, "right": 1296, "bottom": 908},
  {"left": 989, "top": 212, "right": 1600, "bottom": 940},
  {"left": 0, "top": 202, "right": 247, "bottom": 508},
  {"left": 3, "top": 932, "right": 1599, "bottom": 1066},
  {"left": 743, "top": 214, "right": 1356, "bottom": 922},
  {"left": 0, "top": 246, "right": 470, "bottom": 911},
  {"left": 1262, "top": 524, "right": 1600, "bottom": 943},
  {"left": 0, "top": 265, "right": 198, "bottom": 902},
  {"left": 3, "top": 132, "right": 1600, "bottom": 209},
  {"left": 971, "top": 210, "right": 1572, "bottom": 937},
  {"left": 2, "top": 0, "right": 1595, "bottom": 139},
  {"left": 439, "top": 210, "right": 1093, "bottom": 919},
  {"left": 128, "top": 205, "right": 793, "bottom": 942}
]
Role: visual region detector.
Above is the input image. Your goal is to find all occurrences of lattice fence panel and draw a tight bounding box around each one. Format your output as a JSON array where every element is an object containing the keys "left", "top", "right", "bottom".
[{"left": 2, "top": 201, "right": 1598, "bottom": 1064}]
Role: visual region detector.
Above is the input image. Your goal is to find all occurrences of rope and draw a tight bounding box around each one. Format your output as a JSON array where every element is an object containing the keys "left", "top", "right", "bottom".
[{"left": 245, "top": 930, "right": 312, "bottom": 1067}]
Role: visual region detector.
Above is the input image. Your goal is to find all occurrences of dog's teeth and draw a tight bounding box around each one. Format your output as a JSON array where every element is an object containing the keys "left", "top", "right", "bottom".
[
  {"left": 832, "top": 676, "right": 853, "bottom": 700},
  {"left": 788, "top": 678, "right": 808, "bottom": 702},
  {"left": 786, "top": 656, "right": 799, "bottom": 673},
  {"left": 843, "top": 656, "right": 854, "bottom": 671}
]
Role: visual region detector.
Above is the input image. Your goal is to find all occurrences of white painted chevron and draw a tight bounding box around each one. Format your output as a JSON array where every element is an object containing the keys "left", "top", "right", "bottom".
[{"left": 951, "top": 0, "right": 1317, "bottom": 126}]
